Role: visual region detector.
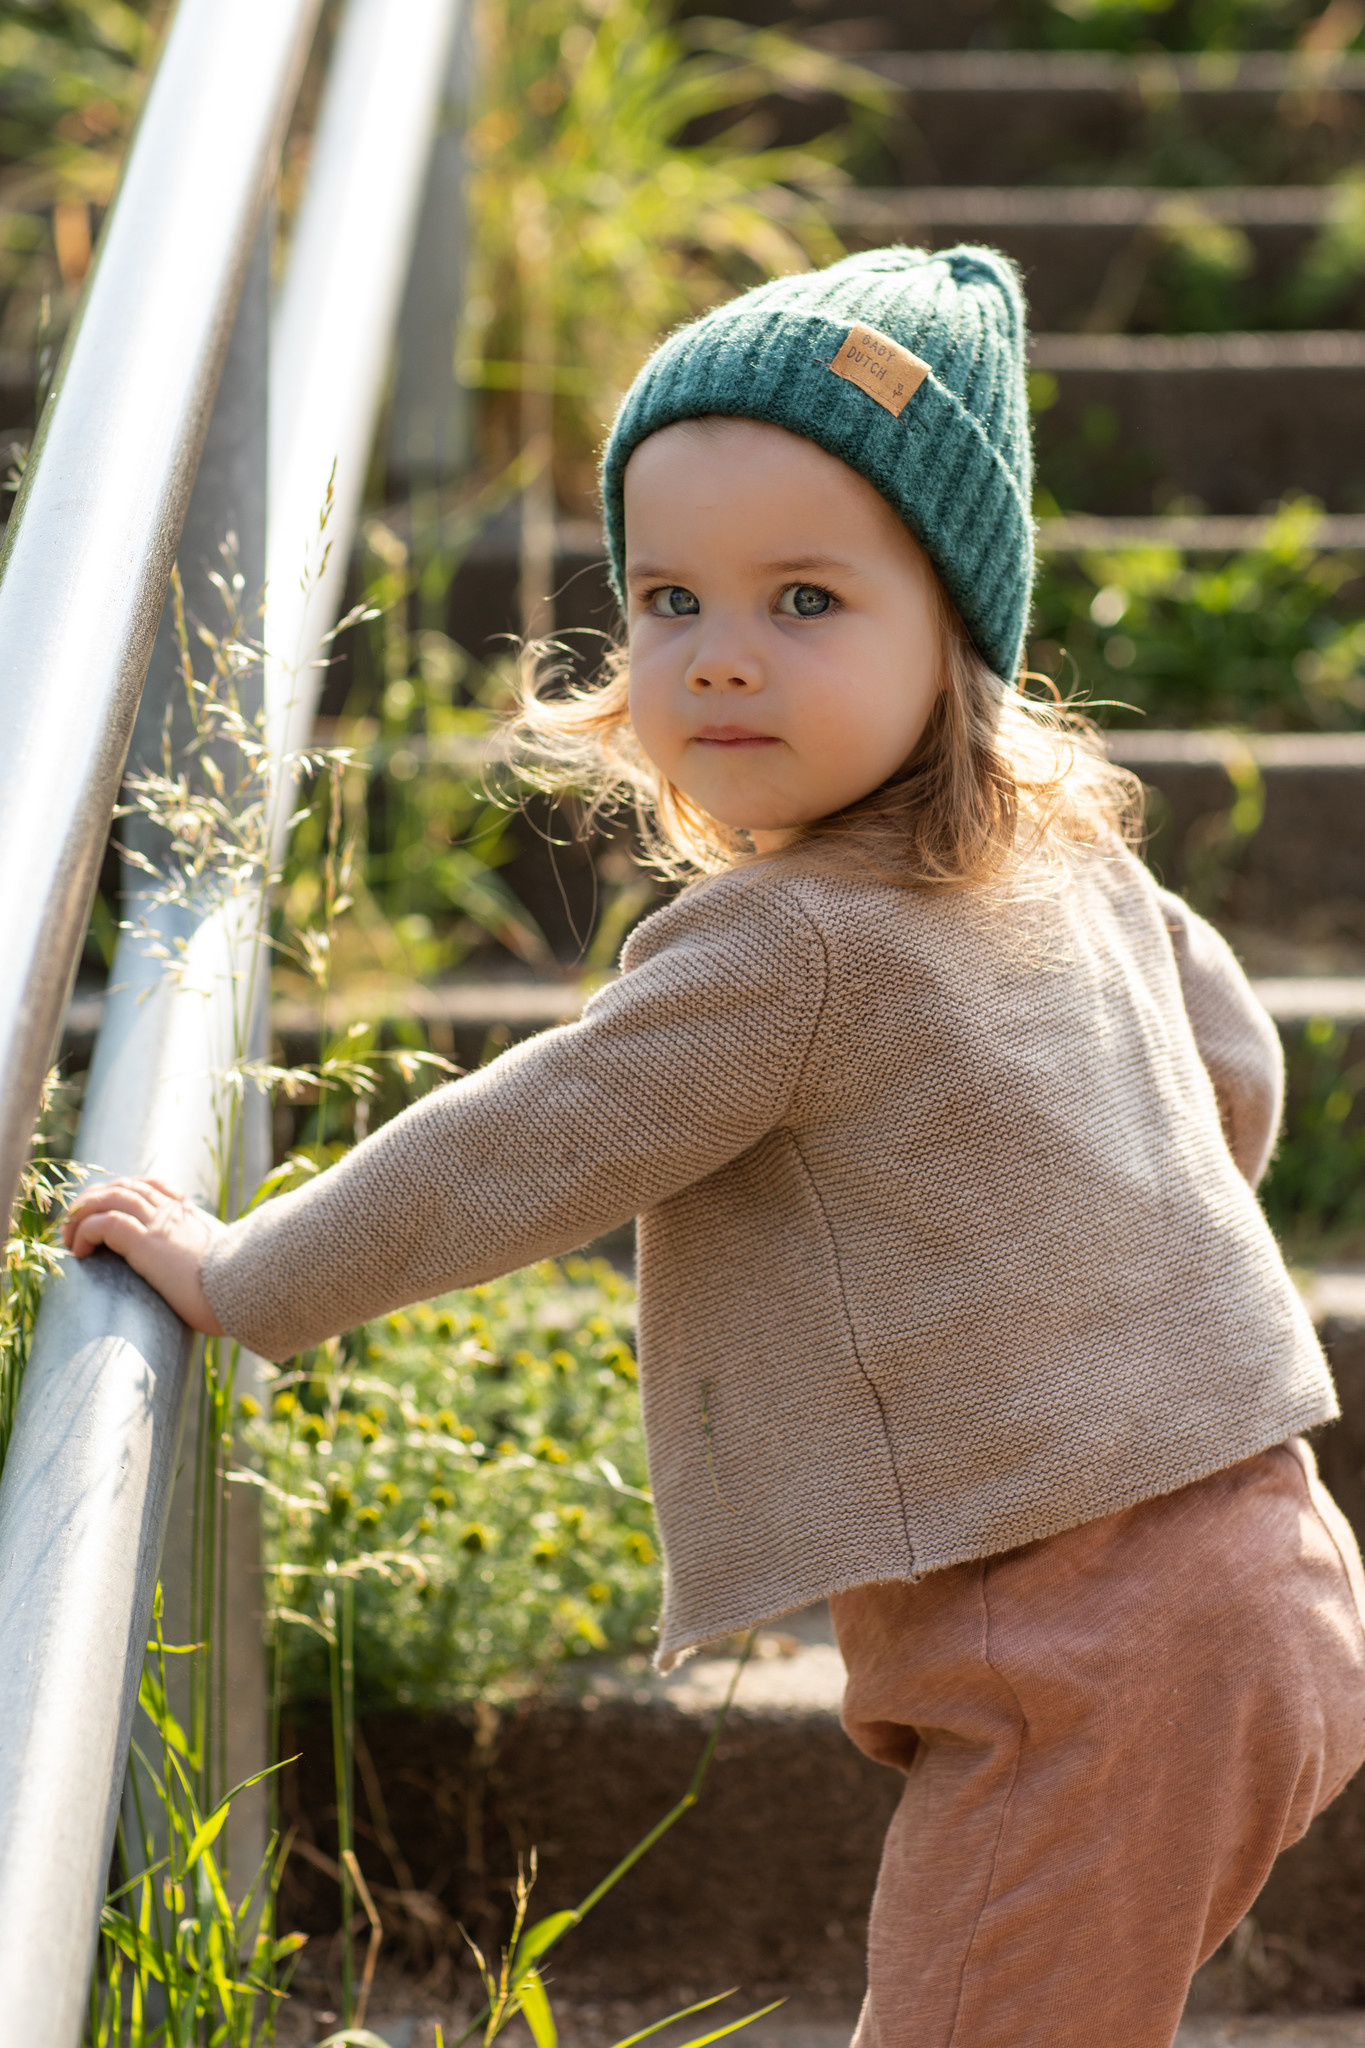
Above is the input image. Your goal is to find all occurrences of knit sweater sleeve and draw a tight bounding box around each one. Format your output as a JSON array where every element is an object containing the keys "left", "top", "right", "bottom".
[
  {"left": 1155, "top": 885, "right": 1283, "bottom": 1186},
  {"left": 201, "top": 874, "right": 826, "bottom": 1360}
]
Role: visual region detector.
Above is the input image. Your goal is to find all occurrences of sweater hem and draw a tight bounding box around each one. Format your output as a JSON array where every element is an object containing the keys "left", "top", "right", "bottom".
[{"left": 652, "top": 1391, "right": 1338, "bottom": 1671}]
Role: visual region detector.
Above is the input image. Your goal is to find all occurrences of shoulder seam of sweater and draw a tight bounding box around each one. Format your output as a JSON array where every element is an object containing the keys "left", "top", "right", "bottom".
[{"left": 634, "top": 865, "right": 834, "bottom": 1122}]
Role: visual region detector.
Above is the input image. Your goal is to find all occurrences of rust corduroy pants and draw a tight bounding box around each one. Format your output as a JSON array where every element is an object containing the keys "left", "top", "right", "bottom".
[{"left": 831, "top": 1439, "right": 1365, "bottom": 2048}]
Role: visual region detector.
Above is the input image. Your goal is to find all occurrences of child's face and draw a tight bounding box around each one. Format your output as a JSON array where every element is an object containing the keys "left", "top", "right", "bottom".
[{"left": 623, "top": 418, "right": 943, "bottom": 845}]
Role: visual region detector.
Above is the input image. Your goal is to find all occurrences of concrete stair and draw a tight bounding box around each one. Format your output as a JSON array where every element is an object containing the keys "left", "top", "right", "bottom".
[
  {"left": 290, "top": 2013, "right": 1365, "bottom": 2046},
  {"left": 1030, "top": 329, "right": 1365, "bottom": 512},
  {"left": 827, "top": 186, "right": 1353, "bottom": 332},
  {"left": 846, "top": 49, "right": 1365, "bottom": 188},
  {"left": 1109, "top": 732, "right": 1365, "bottom": 956},
  {"left": 279, "top": 1999, "right": 1365, "bottom": 2045}
]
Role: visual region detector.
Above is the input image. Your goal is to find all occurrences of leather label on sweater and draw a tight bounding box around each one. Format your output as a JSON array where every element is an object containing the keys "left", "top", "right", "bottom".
[{"left": 827, "top": 325, "right": 929, "bottom": 416}]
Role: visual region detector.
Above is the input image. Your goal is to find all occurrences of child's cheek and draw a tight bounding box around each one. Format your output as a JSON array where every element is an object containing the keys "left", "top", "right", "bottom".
[{"left": 626, "top": 655, "right": 680, "bottom": 778}]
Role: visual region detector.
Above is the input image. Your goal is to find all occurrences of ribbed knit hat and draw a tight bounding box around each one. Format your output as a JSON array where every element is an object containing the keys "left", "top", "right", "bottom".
[{"left": 601, "top": 244, "right": 1034, "bottom": 683}]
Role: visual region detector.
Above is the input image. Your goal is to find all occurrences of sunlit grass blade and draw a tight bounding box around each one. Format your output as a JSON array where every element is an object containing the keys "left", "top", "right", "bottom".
[
  {"left": 316, "top": 2031, "right": 401, "bottom": 2047},
  {"left": 102, "top": 1853, "right": 171, "bottom": 1906},
  {"left": 664, "top": 2000, "right": 786, "bottom": 2048},
  {"left": 183, "top": 1754, "right": 294, "bottom": 1870},
  {"left": 608, "top": 1989, "right": 738, "bottom": 2046},
  {"left": 137, "top": 1665, "right": 193, "bottom": 1761},
  {"left": 509, "top": 1908, "right": 577, "bottom": 1977},
  {"left": 97, "top": 1908, "right": 167, "bottom": 1985},
  {"left": 447, "top": 1635, "right": 757, "bottom": 2048},
  {"left": 517, "top": 1964, "right": 558, "bottom": 2048},
  {"left": 514, "top": 1629, "right": 755, "bottom": 1984}
]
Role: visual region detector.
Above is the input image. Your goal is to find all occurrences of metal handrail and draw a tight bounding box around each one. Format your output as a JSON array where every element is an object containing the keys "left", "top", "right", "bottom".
[
  {"left": 267, "top": 0, "right": 469, "bottom": 802},
  {"left": 0, "top": 0, "right": 323, "bottom": 1241},
  {"left": 0, "top": 0, "right": 462, "bottom": 2035}
]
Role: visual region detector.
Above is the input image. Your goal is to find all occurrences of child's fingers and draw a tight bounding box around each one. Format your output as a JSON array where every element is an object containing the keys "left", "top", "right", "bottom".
[
  {"left": 62, "top": 1181, "right": 161, "bottom": 1245},
  {"left": 66, "top": 1206, "right": 147, "bottom": 1262},
  {"left": 132, "top": 1176, "right": 190, "bottom": 1201},
  {"left": 68, "top": 1175, "right": 176, "bottom": 1213},
  {"left": 105, "top": 1175, "right": 189, "bottom": 1206},
  {"left": 57, "top": 1174, "right": 224, "bottom": 1335},
  {"left": 63, "top": 1176, "right": 188, "bottom": 1227}
]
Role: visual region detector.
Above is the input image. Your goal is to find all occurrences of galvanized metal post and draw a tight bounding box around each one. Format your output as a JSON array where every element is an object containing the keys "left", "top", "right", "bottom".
[
  {"left": 0, "top": 3, "right": 465, "bottom": 2032},
  {"left": 387, "top": 4, "right": 475, "bottom": 487},
  {"left": 0, "top": 0, "right": 323, "bottom": 1242},
  {"left": 120, "top": 218, "right": 273, "bottom": 1909},
  {"left": 0, "top": 0, "right": 323, "bottom": 2032},
  {"left": 267, "top": 0, "right": 466, "bottom": 789}
]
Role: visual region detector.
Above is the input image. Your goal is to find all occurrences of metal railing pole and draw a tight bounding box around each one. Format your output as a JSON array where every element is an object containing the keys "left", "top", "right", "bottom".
[
  {"left": 115, "top": 215, "right": 273, "bottom": 1926},
  {"left": 0, "top": 4, "right": 464, "bottom": 2031},
  {"left": 266, "top": 0, "right": 466, "bottom": 808},
  {"left": 0, "top": 0, "right": 323, "bottom": 1239},
  {"left": 0, "top": 0, "right": 323, "bottom": 2030},
  {"left": 388, "top": 6, "right": 476, "bottom": 487},
  {"left": 0, "top": 260, "right": 279, "bottom": 2048}
]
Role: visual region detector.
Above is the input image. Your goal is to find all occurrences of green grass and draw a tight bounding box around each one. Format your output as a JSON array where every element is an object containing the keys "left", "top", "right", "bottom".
[
  {"left": 0, "top": 0, "right": 160, "bottom": 363},
  {"left": 1010, "top": 0, "right": 1364, "bottom": 51},
  {"left": 1031, "top": 500, "right": 1365, "bottom": 731},
  {"left": 1262, "top": 1020, "right": 1365, "bottom": 1259},
  {"left": 257, "top": 1257, "right": 657, "bottom": 1712}
]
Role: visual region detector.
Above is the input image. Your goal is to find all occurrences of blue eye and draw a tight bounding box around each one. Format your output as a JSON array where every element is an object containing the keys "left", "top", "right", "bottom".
[
  {"left": 777, "top": 583, "right": 833, "bottom": 617},
  {"left": 649, "top": 585, "right": 700, "bottom": 617}
]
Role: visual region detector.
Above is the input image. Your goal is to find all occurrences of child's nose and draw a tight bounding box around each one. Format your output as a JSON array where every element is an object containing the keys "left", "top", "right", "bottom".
[
  {"left": 686, "top": 669, "right": 758, "bottom": 693},
  {"left": 684, "top": 635, "right": 765, "bottom": 694}
]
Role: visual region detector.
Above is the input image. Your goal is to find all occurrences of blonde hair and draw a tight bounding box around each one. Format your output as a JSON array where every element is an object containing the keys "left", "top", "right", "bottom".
[{"left": 504, "top": 569, "right": 1143, "bottom": 889}]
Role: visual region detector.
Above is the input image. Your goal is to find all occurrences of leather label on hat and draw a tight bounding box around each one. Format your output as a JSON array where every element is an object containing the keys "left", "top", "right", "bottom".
[{"left": 827, "top": 324, "right": 929, "bottom": 416}]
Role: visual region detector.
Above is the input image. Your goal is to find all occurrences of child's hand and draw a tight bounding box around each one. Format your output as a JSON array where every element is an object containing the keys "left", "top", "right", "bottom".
[{"left": 62, "top": 1177, "right": 227, "bottom": 1337}]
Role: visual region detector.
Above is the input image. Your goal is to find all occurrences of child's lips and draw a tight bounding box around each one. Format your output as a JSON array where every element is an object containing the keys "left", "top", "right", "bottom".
[{"left": 694, "top": 725, "right": 779, "bottom": 747}]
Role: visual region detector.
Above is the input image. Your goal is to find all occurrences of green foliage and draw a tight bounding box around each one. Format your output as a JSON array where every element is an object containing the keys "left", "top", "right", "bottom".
[
  {"left": 1014, "top": 0, "right": 1363, "bottom": 51},
  {"left": 0, "top": 1073, "right": 79, "bottom": 1469},
  {"left": 287, "top": 517, "right": 558, "bottom": 993},
  {"left": 1031, "top": 500, "right": 1365, "bottom": 730},
  {"left": 460, "top": 0, "right": 881, "bottom": 511},
  {"left": 1262, "top": 1018, "right": 1365, "bottom": 1253},
  {"left": 257, "top": 1259, "right": 657, "bottom": 1711},
  {"left": 88, "top": 1601, "right": 301, "bottom": 2047},
  {"left": 1010, "top": 179, "right": 1365, "bottom": 341},
  {"left": 1286, "top": 171, "right": 1365, "bottom": 328},
  {"left": 0, "top": 0, "right": 161, "bottom": 355}
]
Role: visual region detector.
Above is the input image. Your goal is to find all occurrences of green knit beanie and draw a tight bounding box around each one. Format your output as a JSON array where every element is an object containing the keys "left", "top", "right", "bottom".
[{"left": 600, "top": 244, "right": 1034, "bottom": 683}]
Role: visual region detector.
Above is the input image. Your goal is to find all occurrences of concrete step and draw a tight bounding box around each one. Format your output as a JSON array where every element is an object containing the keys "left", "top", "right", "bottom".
[
  {"left": 827, "top": 186, "right": 1359, "bottom": 334},
  {"left": 1108, "top": 731, "right": 1365, "bottom": 948},
  {"left": 1029, "top": 329, "right": 1365, "bottom": 514},
  {"left": 69, "top": 729, "right": 1365, "bottom": 1052},
  {"left": 64, "top": 958, "right": 1365, "bottom": 1043},
  {"left": 295, "top": 2013, "right": 1365, "bottom": 2047},
  {"left": 280, "top": 1996, "right": 1365, "bottom": 2046},
  {"left": 676, "top": 0, "right": 1001, "bottom": 51},
  {"left": 277, "top": 1278, "right": 1365, "bottom": 2014},
  {"left": 1037, "top": 512, "right": 1365, "bottom": 551},
  {"left": 864, "top": 49, "right": 1365, "bottom": 188},
  {"left": 355, "top": 511, "right": 1362, "bottom": 689},
  {"left": 0, "top": 348, "right": 35, "bottom": 447}
]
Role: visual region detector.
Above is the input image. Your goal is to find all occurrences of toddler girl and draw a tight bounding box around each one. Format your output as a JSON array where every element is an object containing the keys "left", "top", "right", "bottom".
[{"left": 65, "top": 246, "right": 1365, "bottom": 2048}]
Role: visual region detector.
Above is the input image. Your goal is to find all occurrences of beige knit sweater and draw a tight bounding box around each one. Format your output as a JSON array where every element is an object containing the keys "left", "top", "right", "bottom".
[{"left": 204, "top": 844, "right": 1335, "bottom": 1665}]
